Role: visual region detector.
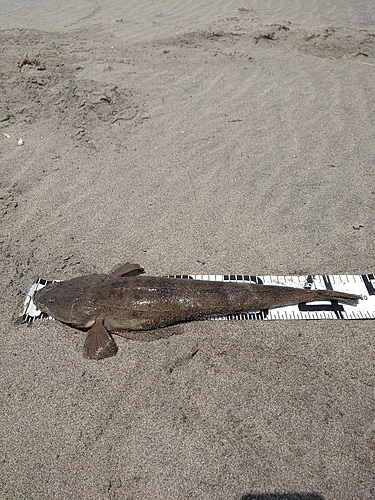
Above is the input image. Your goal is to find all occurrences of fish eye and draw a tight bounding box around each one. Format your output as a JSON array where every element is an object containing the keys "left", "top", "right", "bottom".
[{"left": 48, "top": 297, "right": 56, "bottom": 304}]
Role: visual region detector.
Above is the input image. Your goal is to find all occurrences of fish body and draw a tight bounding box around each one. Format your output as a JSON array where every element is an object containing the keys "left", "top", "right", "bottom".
[{"left": 33, "top": 263, "right": 361, "bottom": 360}]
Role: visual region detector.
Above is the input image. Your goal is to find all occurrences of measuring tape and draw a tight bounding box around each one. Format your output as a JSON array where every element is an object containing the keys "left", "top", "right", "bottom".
[{"left": 19, "top": 273, "right": 375, "bottom": 324}]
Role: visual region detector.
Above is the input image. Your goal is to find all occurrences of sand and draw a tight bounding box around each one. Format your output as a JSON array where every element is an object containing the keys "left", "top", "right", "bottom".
[{"left": 1, "top": 1, "right": 374, "bottom": 499}]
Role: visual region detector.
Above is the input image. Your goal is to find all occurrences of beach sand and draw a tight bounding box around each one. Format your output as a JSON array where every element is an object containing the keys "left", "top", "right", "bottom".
[{"left": 1, "top": 1, "right": 374, "bottom": 499}]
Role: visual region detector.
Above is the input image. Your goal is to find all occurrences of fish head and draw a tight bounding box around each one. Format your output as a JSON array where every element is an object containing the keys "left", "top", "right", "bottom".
[{"left": 33, "top": 275, "right": 102, "bottom": 327}]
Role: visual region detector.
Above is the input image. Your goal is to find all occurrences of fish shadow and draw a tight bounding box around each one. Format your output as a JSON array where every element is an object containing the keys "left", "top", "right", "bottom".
[
  {"left": 241, "top": 494, "right": 325, "bottom": 500},
  {"left": 64, "top": 322, "right": 184, "bottom": 342}
]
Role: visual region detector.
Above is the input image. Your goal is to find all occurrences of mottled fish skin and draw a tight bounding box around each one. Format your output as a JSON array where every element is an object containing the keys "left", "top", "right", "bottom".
[{"left": 33, "top": 263, "right": 361, "bottom": 360}]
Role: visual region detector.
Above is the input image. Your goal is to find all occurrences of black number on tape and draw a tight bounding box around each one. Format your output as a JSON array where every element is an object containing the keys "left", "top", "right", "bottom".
[{"left": 362, "top": 274, "right": 375, "bottom": 296}]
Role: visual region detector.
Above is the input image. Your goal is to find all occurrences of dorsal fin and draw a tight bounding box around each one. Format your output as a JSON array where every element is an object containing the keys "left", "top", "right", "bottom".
[{"left": 109, "top": 262, "right": 145, "bottom": 277}]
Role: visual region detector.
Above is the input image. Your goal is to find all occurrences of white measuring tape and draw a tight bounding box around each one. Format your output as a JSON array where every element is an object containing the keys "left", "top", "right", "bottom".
[{"left": 19, "top": 273, "right": 375, "bottom": 324}]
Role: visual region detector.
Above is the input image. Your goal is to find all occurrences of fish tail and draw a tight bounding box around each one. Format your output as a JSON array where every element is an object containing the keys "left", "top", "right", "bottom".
[{"left": 312, "top": 289, "right": 360, "bottom": 304}]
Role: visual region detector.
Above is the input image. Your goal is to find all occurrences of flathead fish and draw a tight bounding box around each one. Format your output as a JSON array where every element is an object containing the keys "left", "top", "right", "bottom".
[{"left": 33, "top": 262, "right": 361, "bottom": 360}]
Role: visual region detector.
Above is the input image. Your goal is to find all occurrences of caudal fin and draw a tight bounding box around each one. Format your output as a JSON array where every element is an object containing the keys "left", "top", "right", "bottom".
[{"left": 313, "top": 289, "right": 361, "bottom": 304}]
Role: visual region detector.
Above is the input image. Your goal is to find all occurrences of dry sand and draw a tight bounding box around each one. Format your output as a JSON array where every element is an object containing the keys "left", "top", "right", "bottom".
[{"left": 1, "top": 1, "right": 375, "bottom": 499}]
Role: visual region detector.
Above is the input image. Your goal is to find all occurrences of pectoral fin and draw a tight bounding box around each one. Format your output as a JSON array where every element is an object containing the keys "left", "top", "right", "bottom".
[
  {"left": 83, "top": 319, "right": 118, "bottom": 360},
  {"left": 109, "top": 262, "right": 145, "bottom": 277}
]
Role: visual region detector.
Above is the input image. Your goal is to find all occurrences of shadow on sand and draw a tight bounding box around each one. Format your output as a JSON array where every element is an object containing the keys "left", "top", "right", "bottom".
[{"left": 241, "top": 494, "right": 325, "bottom": 500}]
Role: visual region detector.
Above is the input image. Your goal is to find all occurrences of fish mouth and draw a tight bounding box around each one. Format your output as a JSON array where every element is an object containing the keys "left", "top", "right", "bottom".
[
  {"left": 32, "top": 293, "right": 47, "bottom": 313},
  {"left": 33, "top": 285, "right": 52, "bottom": 304}
]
